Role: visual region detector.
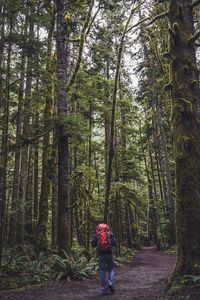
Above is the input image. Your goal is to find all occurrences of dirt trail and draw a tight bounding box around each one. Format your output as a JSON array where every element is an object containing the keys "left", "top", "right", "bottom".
[{"left": 0, "top": 247, "right": 176, "bottom": 300}]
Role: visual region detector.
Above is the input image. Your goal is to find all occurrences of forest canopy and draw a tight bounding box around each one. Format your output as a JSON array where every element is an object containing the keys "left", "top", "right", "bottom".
[{"left": 0, "top": 0, "right": 200, "bottom": 295}]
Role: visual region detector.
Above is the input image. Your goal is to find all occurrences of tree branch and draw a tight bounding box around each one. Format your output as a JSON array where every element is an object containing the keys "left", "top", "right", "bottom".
[
  {"left": 3, "top": 78, "right": 21, "bottom": 93},
  {"left": 188, "top": 30, "right": 200, "bottom": 44},
  {"left": 126, "top": 17, "right": 150, "bottom": 34},
  {"left": 147, "top": 11, "right": 169, "bottom": 26},
  {"left": 86, "top": 4, "right": 101, "bottom": 37},
  {"left": 67, "top": 0, "right": 95, "bottom": 88},
  {"left": 11, "top": 127, "right": 54, "bottom": 149},
  {"left": 191, "top": 0, "right": 200, "bottom": 9},
  {"left": 126, "top": 11, "right": 169, "bottom": 34}
]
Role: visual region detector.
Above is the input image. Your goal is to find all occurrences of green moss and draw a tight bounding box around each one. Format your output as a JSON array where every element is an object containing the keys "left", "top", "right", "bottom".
[
  {"left": 176, "top": 134, "right": 190, "bottom": 144},
  {"left": 179, "top": 98, "right": 193, "bottom": 113},
  {"left": 173, "top": 23, "right": 179, "bottom": 33},
  {"left": 164, "top": 81, "right": 172, "bottom": 91},
  {"left": 168, "top": 280, "right": 185, "bottom": 295},
  {"left": 190, "top": 79, "right": 198, "bottom": 87}
]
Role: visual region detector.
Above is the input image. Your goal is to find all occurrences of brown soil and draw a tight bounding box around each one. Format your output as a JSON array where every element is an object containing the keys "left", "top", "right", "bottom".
[{"left": 0, "top": 247, "right": 177, "bottom": 300}]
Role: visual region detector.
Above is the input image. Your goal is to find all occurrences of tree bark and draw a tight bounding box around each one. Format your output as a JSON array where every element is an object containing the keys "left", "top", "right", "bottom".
[
  {"left": 8, "top": 47, "right": 26, "bottom": 246},
  {"left": 0, "top": 12, "right": 12, "bottom": 264},
  {"left": 35, "top": 8, "right": 55, "bottom": 252},
  {"left": 104, "top": 5, "right": 137, "bottom": 222},
  {"left": 17, "top": 12, "right": 34, "bottom": 243},
  {"left": 154, "top": 98, "right": 176, "bottom": 245},
  {"left": 56, "top": 0, "right": 71, "bottom": 253},
  {"left": 51, "top": 131, "right": 58, "bottom": 248},
  {"left": 167, "top": 0, "right": 200, "bottom": 287}
]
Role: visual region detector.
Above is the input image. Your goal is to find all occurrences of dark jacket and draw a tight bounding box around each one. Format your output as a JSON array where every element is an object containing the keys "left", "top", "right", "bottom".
[{"left": 91, "top": 232, "right": 116, "bottom": 255}]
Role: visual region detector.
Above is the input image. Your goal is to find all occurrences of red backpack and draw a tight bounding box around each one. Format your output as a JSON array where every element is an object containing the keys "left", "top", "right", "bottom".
[{"left": 96, "top": 223, "right": 111, "bottom": 252}]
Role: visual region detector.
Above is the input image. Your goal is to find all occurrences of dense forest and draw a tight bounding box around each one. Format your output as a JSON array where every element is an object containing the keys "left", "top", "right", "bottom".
[{"left": 0, "top": 0, "right": 200, "bottom": 298}]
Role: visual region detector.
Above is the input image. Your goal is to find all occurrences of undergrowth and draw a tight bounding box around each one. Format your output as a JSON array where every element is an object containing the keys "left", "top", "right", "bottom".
[{"left": 0, "top": 243, "right": 134, "bottom": 290}]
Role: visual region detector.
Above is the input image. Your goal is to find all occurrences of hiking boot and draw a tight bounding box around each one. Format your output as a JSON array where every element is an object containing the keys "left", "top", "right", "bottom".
[
  {"left": 108, "top": 284, "right": 115, "bottom": 294},
  {"left": 102, "top": 288, "right": 109, "bottom": 295}
]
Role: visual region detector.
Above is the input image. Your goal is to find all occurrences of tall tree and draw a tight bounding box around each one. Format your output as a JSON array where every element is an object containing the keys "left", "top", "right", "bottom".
[
  {"left": 166, "top": 0, "right": 200, "bottom": 289},
  {"left": 56, "top": 0, "right": 71, "bottom": 253},
  {"left": 0, "top": 3, "right": 12, "bottom": 264},
  {"left": 35, "top": 3, "right": 55, "bottom": 253},
  {"left": 104, "top": 2, "right": 143, "bottom": 222},
  {"left": 17, "top": 3, "right": 35, "bottom": 243}
]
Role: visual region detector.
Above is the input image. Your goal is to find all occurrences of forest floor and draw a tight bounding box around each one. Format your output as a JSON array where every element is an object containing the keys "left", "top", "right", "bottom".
[{"left": 0, "top": 247, "right": 183, "bottom": 300}]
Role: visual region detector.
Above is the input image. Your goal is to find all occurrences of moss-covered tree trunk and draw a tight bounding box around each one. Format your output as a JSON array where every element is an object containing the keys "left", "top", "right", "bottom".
[
  {"left": 153, "top": 98, "right": 176, "bottom": 245},
  {"left": 0, "top": 11, "right": 12, "bottom": 264},
  {"left": 56, "top": 0, "right": 71, "bottom": 253},
  {"left": 17, "top": 7, "right": 34, "bottom": 243},
  {"left": 104, "top": 6, "right": 137, "bottom": 222},
  {"left": 167, "top": 0, "right": 200, "bottom": 288},
  {"left": 8, "top": 46, "right": 26, "bottom": 246},
  {"left": 26, "top": 145, "right": 34, "bottom": 242},
  {"left": 120, "top": 103, "right": 133, "bottom": 247},
  {"left": 35, "top": 7, "right": 55, "bottom": 253},
  {"left": 51, "top": 131, "right": 58, "bottom": 248}
]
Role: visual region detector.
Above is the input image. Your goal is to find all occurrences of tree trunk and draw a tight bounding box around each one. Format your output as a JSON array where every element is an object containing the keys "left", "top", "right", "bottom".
[
  {"left": 86, "top": 100, "right": 92, "bottom": 252},
  {"left": 104, "top": 5, "right": 137, "bottom": 222},
  {"left": 33, "top": 115, "right": 39, "bottom": 231},
  {"left": 51, "top": 131, "right": 58, "bottom": 248},
  {"left": 167, "top": 0, "right": 200, "bottom": 288},
  {"left": 26, "top": 145, "right": 34, "bottom": 243},
  {"left": 0, "top": 13, "right": 12, "bottom": 264},
  {"left": 35, "top": 10, "right": 55, "bottom": 252},
  {"left": 154, "top": 98, "right": 176, "bottom": 245},
  {"left": 8, "top": 48, "right": 26, "bottom": 246},
  {"left": 17, "top": 14, "right": 34, "bottom": 243},
  {"left": 56, "top": 0, "right": 71, "bottom": 253}
]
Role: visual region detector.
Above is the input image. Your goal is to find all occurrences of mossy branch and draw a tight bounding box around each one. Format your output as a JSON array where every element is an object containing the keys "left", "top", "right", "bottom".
[
  {"left": 67, "top": 0, "right": 95, "bottom": 88},
  {"left": 173, "top": 23, "right": 179, "bottom": 33},
  {"left": 186, "top": 60, "right": 200, "bottom": 73},
  {"left": 191, "top": 0, "right": 200, "bottom": 9},
  {"left": 147, "top": 11, "right": 169, "bottom": 26},
  {"left": 179, "top": 98, "right": 193, "bottom": 113},
  {"left": 10, "top": 126, "right": 54, "bottom": 149},
  {"left": 164, "top": 81, "right": 172, "bottom": 91},
  {"left": 190, "top": 79, "right": 198, "bottom": 87},
  {"left": 3, "top": 78, "right": 21, "bottom": 93},
  {"left": 126, "top": 17, "right": 150, "bottom": 34},
  {"left": 85, "top": 3, "right": 101, "bottom": 37},
  {"left": 169, "top": 28, "right": 176, "bottom": 40},
  {"left": 163, "top": 51, "right": 174, "bottom": 60},
  {"left": 66, "top": 201, "right": 79, "bottom": 210},
  {"left": 168, "top": 25, "right": 180, "bottom": 42},
  {"left": 188, "top": 31, "right": 200, "bottom": 45},
  {"left": 125, "top": 0, "right": 148, "bottom": 33},
  {"left": 67, "top": 37, "right": 81, "bottom": 43}
]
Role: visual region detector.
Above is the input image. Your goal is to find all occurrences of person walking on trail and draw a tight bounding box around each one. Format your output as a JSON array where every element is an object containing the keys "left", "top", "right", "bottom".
[{"left": 91, "top": 222, "right": 116, "bottom": 295}]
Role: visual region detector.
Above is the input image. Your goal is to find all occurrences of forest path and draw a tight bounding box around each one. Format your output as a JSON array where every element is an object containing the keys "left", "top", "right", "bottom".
[{"left": 0, "top": 247, "right": 176, "bottom": 300}]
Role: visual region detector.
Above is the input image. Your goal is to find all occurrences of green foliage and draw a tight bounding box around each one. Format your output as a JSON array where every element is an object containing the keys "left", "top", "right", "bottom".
[
  {"left": 56, "top": 113, "right": 87, "bottom": 142},
  {"left": 51, "top": 250, "right": 98, "bottom": 281},
  {"left": 0, "top": 251, "right": 51, "bottom": 289},
  {"left": 113, "top": 182, "right": 145, "bottom": 217},
  {"left": 116, "top": 246, "right": 134, "bottom": 263},
  {"left": 0, "top": 245, "right": 98, "bottom": 289}
]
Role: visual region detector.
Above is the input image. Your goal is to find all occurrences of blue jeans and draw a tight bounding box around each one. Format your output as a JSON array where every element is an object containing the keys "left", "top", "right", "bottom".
[{"left": 98, "top": 254, "right": 115, "bottom": 292}]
